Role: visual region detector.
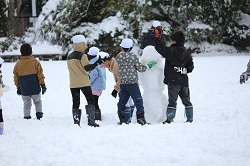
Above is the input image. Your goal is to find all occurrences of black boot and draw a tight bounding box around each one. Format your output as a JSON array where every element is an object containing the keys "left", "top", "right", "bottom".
[
  {"left": 24, "top": 116, "right": 31, "bottom": 120},
  {"left": 136, "top": 113, "right": 148, "bottom": 125},
  {"left": 95, "top": 109, "right": 102, "bottom": 121},
  {"left": 36, "top": 112, "right": 43, "bottom": 120},
  {"left": 85, "top": 105, "right": 100, "bottom": 127},
  {"left": 72, "top": 108, "right": 82, "bottom": 126},
  {"left": 118, "top": 114, "right": 126, "bottom": 125}
]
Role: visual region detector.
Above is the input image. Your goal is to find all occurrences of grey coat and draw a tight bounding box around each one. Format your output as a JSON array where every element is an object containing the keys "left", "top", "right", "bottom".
[{"left": 115, "top": 51, "right": 147, "bottom": 84}]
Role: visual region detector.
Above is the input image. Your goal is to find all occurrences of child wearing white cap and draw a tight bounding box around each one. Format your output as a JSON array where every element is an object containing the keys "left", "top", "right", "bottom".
[
  {"left": 0, "top": 57, "right": 10, "bottom": 135},
  {"left": 87, "top": 47, "right": 107, "bottom": 121},
  {"left": 67, "top": 35, "right": 104, "bottom": 127},
  {"left": 115, "top": 38, "right": 157, "bottom": 125},
  {"left": 140, "top": 20, "right": 166, "bottom": 50}
]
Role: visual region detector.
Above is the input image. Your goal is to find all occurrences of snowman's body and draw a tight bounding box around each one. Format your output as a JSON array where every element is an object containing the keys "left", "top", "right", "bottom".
[{"left": 139, "top": 46, "right": 168, "bottom": 123}]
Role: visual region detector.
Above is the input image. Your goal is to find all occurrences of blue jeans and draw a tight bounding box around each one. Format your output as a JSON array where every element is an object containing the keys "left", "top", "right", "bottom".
[{"left": 118, "top": 84, "right": 144, "bottom": 115}]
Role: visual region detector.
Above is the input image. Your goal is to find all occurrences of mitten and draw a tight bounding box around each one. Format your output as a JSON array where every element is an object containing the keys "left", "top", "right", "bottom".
[
  {"left": 41, "top": 84, "right": 47, "bottom": 95},
  {"left": 154, "top": 26, "right": 163, "bottom": 38},
  {"left": 111, "top": 89, "right": 118, "bottom": 98},
  {"left": 147, "top": 61, "right": 157, "bottom": 69},
  {"left": 240, "top": 72, "right": 249, "bottom": 84},
  {"left": 17, "top": 88, "right": 21, "bottom": 95},
  {"left": 94, "top": 56, "right": 105, "bottom": 66}
]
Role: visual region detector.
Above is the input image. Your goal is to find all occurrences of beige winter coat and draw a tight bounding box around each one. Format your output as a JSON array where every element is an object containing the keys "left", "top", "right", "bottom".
[
  {"left": 67, "top": 43, "right": 90, "bottom": 88},
  {"left": 109, "top": 58, "right": 120, "bottom": 92}
]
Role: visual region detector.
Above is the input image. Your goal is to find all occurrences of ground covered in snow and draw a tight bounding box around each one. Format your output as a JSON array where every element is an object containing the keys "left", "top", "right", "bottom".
[{"left": 0, "top": 53, "right": 250, "bottom": 166}]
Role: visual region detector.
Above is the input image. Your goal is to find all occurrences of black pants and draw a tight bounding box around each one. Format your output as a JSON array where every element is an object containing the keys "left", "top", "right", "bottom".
[
  {"left": 70, "top": 86, "right": 95, "bottom": 109},
  {"left": 93, "top": 95, "right": 100, "bottom": 110},
  {"left": 0, "top": 109, "right": 3, "bottom": 122},
  {"left": 168, "top": 84, "right": 192, "bottom": 109}
]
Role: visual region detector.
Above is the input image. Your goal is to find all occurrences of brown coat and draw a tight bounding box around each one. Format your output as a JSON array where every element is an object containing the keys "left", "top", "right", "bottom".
[
  {"left": 108, "top": 58, "right": 120, "bottom": 92},
  {"left": 13, "top": 56, "right": 45, "bottom": 95},
  {"left": 67, "top": 43, "right": 90, "bottom": 88}
]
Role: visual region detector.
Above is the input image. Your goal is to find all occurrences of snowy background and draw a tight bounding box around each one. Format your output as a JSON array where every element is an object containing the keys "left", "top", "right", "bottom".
[
  {"left": 0, "top": 51, "right": 250, "bottom": 166},
  {"left": 0, "top": 0, "right": 250, "bottom": 165}
]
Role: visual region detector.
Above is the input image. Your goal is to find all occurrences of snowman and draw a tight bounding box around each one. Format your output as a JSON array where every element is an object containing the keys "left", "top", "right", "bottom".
[{"left": 138, "top": 46, "right": 168, "bottom": 124}]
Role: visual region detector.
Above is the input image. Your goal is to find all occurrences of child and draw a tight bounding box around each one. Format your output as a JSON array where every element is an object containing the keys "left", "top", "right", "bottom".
[
  {"left": 87, "top": 47, "right": 107, "bottom": 121},
  {"left": 115, "top": 38, "right": 157, "bottom": 125},
  {"left": 13, "top": 44, "right": 46, "bottom": 120},
  {"left": 102, "top": 54, "right": 135, "bottom": 124},
  {"left": 155, "top": 30, "right": 194, "bottom": 123},
  {"left": 67, "top": 35, "right": 104, "bottom": 127},
  {"left": 0, "top": 57, "right": 10, "bottom": 135},
  {"left": 140, "top": 20, "right": 166, "bottom": 50},
  {"left": 240, "top": 59, "right": 250, "bottom": 84}
]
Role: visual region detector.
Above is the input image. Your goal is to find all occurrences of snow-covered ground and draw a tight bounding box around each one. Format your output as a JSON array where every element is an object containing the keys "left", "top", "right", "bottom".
[{"left": 0, "top": 53, "right": 250, "bottom": 166}]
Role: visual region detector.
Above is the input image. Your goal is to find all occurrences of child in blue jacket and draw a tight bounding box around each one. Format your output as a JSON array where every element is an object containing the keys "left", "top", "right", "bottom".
[{"left": 87, "top": 47, "right": 107, "bottom": 120}]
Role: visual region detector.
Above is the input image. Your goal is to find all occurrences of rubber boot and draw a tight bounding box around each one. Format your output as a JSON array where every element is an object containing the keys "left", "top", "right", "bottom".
[
  {"left": 136, "top": 113, "right": 148, "bottom": 125},
  {"left": 0, "top": 122, "right": 3, "bottom": 135},
  {"left": 24, "top": 116, "right": 31, "bottom": 120},
  {"left": 0, "top": 109, "right": 3, "bottom": 134},
  {"left": 185, "top": 107, "right": 193, "bottom": 123},
  {"left": 36, "top": 112, "right": 43, "bottom": 120},
  {"left": 130, "top": 105, "right": 135, "bottom": 118},
  {"left": 72, "top": 108, "right": 82, "bottom": 126},
  {"left": 95, "top": 109, "right": 101, "bottom": 121},
  {"left": 118, "top": 114, "right": 126, "bottom": 125},
  {"left": 163, "top": 108, "right": 176, "bottom": 124},
  {"left": 85, "top": 105, "right": 100, "bottom": 127},
  {"left": 124, "top": 107, "right": 131, "bottom": 124}
]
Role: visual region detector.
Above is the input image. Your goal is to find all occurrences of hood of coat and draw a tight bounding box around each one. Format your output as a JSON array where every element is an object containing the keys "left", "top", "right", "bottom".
[
  {"left": 72, "top": 43, "right": 87, "bottom": 53},
  {"left": 171, "top": 44, "right": 188, "bottom": 61}
]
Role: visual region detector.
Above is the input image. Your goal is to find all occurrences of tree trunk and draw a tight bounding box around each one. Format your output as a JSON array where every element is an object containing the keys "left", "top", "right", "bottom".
[{"left": 7, "top": 0, "right": 22, "bottom": 37}]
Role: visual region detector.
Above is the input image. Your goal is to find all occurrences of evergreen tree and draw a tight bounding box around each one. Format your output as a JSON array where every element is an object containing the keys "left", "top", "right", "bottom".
[{"left": 0, "top": 0, "right": 7, "bottom": 37}]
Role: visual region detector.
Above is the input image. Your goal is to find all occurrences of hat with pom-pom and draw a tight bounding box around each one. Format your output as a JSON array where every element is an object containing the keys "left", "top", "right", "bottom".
[
  {"left": 88, "top": 47, "right": 100, "bottom": 56},
  {"left": 72, "top": 35, "right": 86, "bottom": 43},
  {"left": 120, "top": 39, "right": 133, "bottom": 48},
  {"left": 152, "top": 21, "right": 161, "bottom": 28}
]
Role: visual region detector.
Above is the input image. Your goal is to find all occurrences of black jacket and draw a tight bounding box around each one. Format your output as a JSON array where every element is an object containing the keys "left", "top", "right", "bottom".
[
  {"left": 140, "top": 28, "right": 166, "bottom": 49},
  {"left": 155, "top": 41, "right": 194, "bottom": 86}
]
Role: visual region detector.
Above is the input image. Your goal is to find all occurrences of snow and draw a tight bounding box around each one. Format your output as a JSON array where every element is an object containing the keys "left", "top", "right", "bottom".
[
  {"left": 0, "top": 41, "right": 62, "bottom": 56},
  {"left": 187, "top": 21, "right": 213, "bottom": 30},
  {"left": 0, "top": 52, "right": 250, "bottom": 165}
]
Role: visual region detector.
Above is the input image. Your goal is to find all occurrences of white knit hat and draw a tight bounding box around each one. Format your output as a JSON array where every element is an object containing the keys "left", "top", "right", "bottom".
[
  {"left": 0, "top": 57, "right": 4, "bottom": 64},
  {"left": 120, "top": 39, "right": 133, "bottom": 48},
  {"left": 72, "top": 35, "right": 86, "bottom": 43},
  {"left": 152, "top": 21, "right": 161, "bottom": 28},
  {"left": 88, "top": 47, "right": 100, "bottom": 56}
]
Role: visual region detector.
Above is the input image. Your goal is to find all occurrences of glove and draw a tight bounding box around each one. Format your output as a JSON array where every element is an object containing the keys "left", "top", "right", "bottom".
[
  {"left": 94, "top": 56, "right": 105, "bottom": 66},
  {"left": 154, "top": 26, "right": 163, "bottom": 38},
  {"left": 17, "top": 88, "right": 21, "bottom": 95},
  {"left": 41, "top": 84, "right": 47, "bottom": 95},
  {"left": 111, "top": 89, "right": 118, "bottom": 98},
  {"left": 240, "top": 72, "right": 249, "bottom": 84},
  {"left": 147, "top": 61, "right": 157, "bottom": 69}
]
